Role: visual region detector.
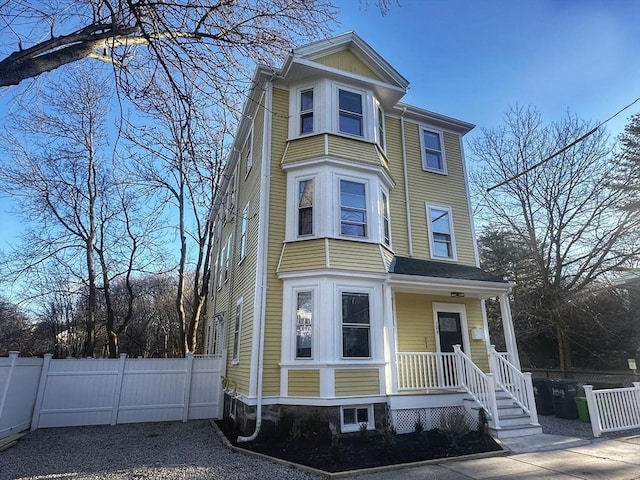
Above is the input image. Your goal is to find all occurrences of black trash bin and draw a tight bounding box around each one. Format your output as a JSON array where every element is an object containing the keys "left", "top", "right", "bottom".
[
  {"left": 550, "top": 379, "right": 579, "bottom": 420},
  {"left": 532, "top": 378, "right": 554, "bottom": 415}
]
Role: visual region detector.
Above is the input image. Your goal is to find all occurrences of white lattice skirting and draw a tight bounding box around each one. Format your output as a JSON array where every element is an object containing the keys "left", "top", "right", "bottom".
[{"left": 391, "top": 406, "right": 476, "bottom": 434}]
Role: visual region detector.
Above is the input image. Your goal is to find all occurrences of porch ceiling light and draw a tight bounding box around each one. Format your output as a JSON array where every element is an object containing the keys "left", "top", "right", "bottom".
[{"left": 450, "top": 292, "right": 465, "bottom": 297}]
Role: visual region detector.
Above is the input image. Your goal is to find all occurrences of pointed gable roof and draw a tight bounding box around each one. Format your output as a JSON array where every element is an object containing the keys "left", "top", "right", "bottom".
[{"left": 280, "top": 32, "right": 409, "bottom": 108}]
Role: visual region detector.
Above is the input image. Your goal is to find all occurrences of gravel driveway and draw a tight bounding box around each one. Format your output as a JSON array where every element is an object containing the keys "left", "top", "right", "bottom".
[
  {"left": 0, "top": 420, "right": 322, "bottom": 480},
  {"left": 3, "top": 416, "right": 638, "bottom": 480}
]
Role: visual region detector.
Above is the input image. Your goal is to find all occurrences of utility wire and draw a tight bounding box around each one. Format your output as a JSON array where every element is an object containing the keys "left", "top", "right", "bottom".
[{"left": 486, "top": 96, "right": 640, "bottom": 192}]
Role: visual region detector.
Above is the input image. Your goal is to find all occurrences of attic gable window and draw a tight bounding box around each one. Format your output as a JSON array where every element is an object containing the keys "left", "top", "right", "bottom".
[
  {"left": 338, "top": 88, "right": 363, "bottom": 137},
  {"left": 421, "top": 128, "right": 447, "bottom": 174},
  {"left": 300, "top": 89, "right": 314, "bottom": 134}
]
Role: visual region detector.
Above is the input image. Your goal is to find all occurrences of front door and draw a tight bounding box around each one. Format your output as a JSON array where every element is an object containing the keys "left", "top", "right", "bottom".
[{"left": 437, "top": 312, "right": 463, "bottom": 353}]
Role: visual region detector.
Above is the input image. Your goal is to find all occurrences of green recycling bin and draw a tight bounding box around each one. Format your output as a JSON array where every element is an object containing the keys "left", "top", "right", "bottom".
[{"left": 575, "top": 397, "right": 590, "bottom": 423}]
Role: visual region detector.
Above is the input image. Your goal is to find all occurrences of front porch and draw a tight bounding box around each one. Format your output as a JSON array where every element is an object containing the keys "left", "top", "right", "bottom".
[{"left": 389, "top": 346, "right": 541, "bottom": 438}]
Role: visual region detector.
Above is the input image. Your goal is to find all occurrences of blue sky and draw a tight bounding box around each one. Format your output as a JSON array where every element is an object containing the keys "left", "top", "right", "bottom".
[{"left": 1, "top": 0, "right": 639, "bottom": 255}]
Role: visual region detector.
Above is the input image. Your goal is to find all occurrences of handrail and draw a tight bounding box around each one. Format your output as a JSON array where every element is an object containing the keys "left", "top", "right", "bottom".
[
  {"left": 453, "top": 345, "right": 500, "bottom": 428},
  {"left": 489, "top": 346, "right": 538, "bottom": 425}
]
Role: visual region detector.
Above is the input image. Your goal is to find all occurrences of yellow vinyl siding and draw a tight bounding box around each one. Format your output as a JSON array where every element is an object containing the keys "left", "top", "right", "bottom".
[
  {"left": 327, "top": 135, "right": 385, "bottom": 168},
  {"left": 404, "top": 123, "right": 475, "bottom": 265},
  {"left": 395, "top": 293, "right": 489, "bottom": 371},
  {"left": 278, "top": 239, "right": 326, "bottom": 272},
  {"left": 335, "top": 369, "right": 380, "bottom": 396},
  {"left": 395, "top": 293, "right": 434, "bottom": 352},
  {"left": 262, "top": 86, "right": 290, "bottom": 396},
  {"left": 288, "top": 370, "right": 320, "bottom": 396},
  {"left": 313, "top": 50, "right": 381, "bottom": 81},
  {"left": 384, "top": 116, "right": 409, "bottom": 255},
  {"left": 327, "top": 239, "right": 386, "bottom": 272},
  {"left": 281, "top": 135, "right": 325, "bottom": 164}
]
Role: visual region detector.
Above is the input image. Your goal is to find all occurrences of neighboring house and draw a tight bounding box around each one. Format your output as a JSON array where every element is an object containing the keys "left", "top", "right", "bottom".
[{"left": 207, "top": 32, "right": 540, "bottom": 440}]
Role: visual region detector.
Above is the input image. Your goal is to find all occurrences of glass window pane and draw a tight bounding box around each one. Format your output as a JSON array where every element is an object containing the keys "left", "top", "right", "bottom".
[
  {"left": 431, "top": 208, "right": 450, "bottom": 234},
  {"left": 296, "top": 291, "right": 312, "bottom": 358},
  {"left": 299, "top": 180, "right": 313, "bottom": 207},
  {"left": 339, "top": 113, "right": 363, "bottom": 136},
  {"left": 298, "top": 208, "right": 312, "bottom": 236},
  {"left": 342, "top": 293, "right": 369, "bottom": 324},
  {"left": 425, "top": 151, "right": 442, "bottom": 170},
  {"left": 339, "top": 89, "right": 362, "bottom": 114},
  {"left": 423, "top": 130, "right": 441, "bottom": 150},
  {"left": 301, "top": 113, "right": 313, "bottom": 134},
  {"left": 342, "top": 327, "right": 370, "bottom": 357},
  {"left": 340, "top": 223, "right": 365, "bottom": 237},
  {"left": 357, "top": 408, "right": 369, "bottom": 423},
  {"left": 341, "top": 209, "right": 366, "bottom": 224},
  {"left": 344, "top": 408, "right": 356, "bottom": 425},
  {"left": 301, "top": 90, "right": 313, "bottom": 111}
]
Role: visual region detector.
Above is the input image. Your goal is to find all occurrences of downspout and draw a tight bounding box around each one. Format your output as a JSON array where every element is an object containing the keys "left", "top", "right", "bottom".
[
  {"left": 400, "top": 107, "right": 413, "bottom": 257},
  {"left": 238, "top": 80, "right": 273, "bottom": 442}
]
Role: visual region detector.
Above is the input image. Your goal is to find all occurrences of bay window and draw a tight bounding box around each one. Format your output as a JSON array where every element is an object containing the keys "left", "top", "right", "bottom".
[
  {"left": 341, "top": 292, "right": 370, "bottom": 358},
  {"left": 340, "top": 180, "right": 367, "bottom": 237}
]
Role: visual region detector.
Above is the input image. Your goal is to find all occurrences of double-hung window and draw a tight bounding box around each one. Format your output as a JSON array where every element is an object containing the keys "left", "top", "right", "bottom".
[
  {"left": 427, "top": 205, "right": 455, "bottom": 259},
  {"left": 340, "top": 180, "right": 367, "bottom": 237},
  {"left": 223, "top": 235, "right": 232, "bottom": 281},
  {"left": 245, "top": 130, "right": 252, "bottom": 176},
  {"left": 377, "top": 106, "right": 385, "bottom": 150},
  {"left": 341, "top": 292, "right": 370, "bottom": 358},
  {"left": 421, "top": 128, "right": 446, "bottom": 173},
  {"left": 239, "top": 204, "right": 249, "bottom": 261},
  {"left": 295, "top": 291, "right": 313, "bottom": 358},
  {"left": 338, "top": 89, "right": 363, "bottom": 137},
  {"left": 380, "top": 191, "right": 390, "bottom": 247},
  {"left": 232, "top": 299, "right": 242, "bottom": 363},
  {"left": 300, "top": 89, "right": 314, "bottom": 134},
  {"left": 297, "top": 179, "right": 313, "bottom": 236}
]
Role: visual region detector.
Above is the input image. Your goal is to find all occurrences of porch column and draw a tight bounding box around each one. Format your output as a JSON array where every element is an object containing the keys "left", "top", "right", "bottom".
[
  {"left": 383, "top": 285, "right": 398, "bottom": 394},
  {"left": 499, "top": 293, "right": 521, "bottom": 370}
]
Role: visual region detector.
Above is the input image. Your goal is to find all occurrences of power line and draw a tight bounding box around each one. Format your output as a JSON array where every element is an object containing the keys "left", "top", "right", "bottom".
[{"left": 486, "top": 96, "right": 640, "bottom": 193}]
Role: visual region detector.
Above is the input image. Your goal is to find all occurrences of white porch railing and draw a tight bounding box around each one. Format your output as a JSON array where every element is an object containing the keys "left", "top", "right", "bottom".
[
  {"left": 489, "top": 345, "right": 538, "bottom": 426},
  {"left": 584, "top": 383, "right": 640, "bottom": 437},
  {"left": 396, "top": 352, "right": 459, "bottom": 390},
  {"left": 453, "top": 345, "right": 500, "bottom": 428}
]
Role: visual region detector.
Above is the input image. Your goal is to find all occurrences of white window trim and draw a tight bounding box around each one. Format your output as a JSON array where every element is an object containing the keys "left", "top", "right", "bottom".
[
  {"left": 432, "top": 302, "right": 470, "bottom": 355},
  {"left": 294, "top": 288, "right": 315, "bottom": 360},
  {"left": 376, "top": 103, "right": 386, "bottom": 152},
  {"left": 426, "top": 203, "right": 457, "bottom": 261},
  {"left": 339, "top": 289, "right": 372, "bottom": 360},
  {"left": 341, "top": 404, "right": 374, "bottom": 433},
  {"left": 296, "top": 177, "right": 315, "bottom": 238},
  {"left": 238, "top": 203, "right": 249, "bottom": 262},
  {"left": 336, "top": 174, "right": 370, "bottom": 240},
  {"left": 379, "top": 188, "right": 391, "bottom": 248},
  {"left": 420, "top": 126, "right": 447, "bottom": 175},
  {"left": 244, "top": 129, "right": 253, "bottom": 178},
  {"left": 232, "top": 298, "right": 243, "bottom": 364},
  {"left": 289, "top": 82, "right": 321, "bottom": 139}
]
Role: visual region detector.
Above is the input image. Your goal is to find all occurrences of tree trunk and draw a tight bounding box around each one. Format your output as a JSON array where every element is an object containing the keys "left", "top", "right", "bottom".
[{"left": 556, "top": 324, "right": 572, "bottom": 375}]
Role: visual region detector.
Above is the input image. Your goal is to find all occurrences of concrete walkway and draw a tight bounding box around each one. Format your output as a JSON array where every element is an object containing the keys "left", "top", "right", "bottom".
[{"left": 348, "top": 434, "right": 640, "bottom": 479}]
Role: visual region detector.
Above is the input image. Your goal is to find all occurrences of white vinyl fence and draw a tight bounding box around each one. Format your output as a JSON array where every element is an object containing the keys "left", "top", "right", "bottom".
[
  {"left": 0, "top": 352, "right": 223, "bottom": 438},
  {"left": 0, "top": 352, "right": 43, "bottom": 440},
  {"left": 584, "top": 383, "right": 640, "bottom": 437}
]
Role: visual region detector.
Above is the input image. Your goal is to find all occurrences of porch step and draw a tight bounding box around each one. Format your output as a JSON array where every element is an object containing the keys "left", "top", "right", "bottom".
[{"left": 490, "top": 423, "right": 543, "bottom": 439}]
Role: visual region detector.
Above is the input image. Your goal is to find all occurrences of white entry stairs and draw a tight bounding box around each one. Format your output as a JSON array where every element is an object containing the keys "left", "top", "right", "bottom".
[{"left": 464, "top": 389, "right": 542, "bottom": 439}]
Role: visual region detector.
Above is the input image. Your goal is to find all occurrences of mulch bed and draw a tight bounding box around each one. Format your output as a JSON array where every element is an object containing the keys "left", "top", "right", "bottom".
[{"left": 218, "top": 421, "right": 502, "bottom": 473}]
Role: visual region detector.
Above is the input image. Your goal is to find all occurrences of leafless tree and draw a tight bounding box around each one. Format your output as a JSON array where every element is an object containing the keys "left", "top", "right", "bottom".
[
  {"left": 471, "top": 106, "right": 640, "bottom": 372},
  {"left": 122, "top": 79, "right": 232, "bottom": 355}
]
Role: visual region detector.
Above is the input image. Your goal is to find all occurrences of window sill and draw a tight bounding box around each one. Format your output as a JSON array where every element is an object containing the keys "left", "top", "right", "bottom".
[{"left": 422, "top": 167, "right": 448, "bottom": 176}]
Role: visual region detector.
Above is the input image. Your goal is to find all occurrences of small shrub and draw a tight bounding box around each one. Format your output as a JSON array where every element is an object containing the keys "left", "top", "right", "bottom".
[
  {"left": 300, "top": 412, "right": 331, "bottom": 444},
  {"left": 289, "top": 419, "right": 301, "bottom": 442},
  {"left": 414, "top": 418, "right": 426, "bottom": 441},
  {"left": 440, "top": 411, "right": 471, "bottom": 448},
  {"left": 329, "top": 434, "right": 341, "bottom": 464},
  {"left": 358, "top": 422, "right": 369, "bottom": 440},
  {"left": 477, "top": 408, "right": 488, "bottom": 436},
  {"left": 379, "top": 424, "right": 397, "bottom": 448}
]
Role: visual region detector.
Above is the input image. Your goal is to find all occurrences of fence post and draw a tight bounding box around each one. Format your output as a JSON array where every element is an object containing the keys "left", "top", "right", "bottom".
[
  {"left": 0, "top": 352, "right": 19, "bottom": 427},
  {"left": 110, "top": 354, "right": 128, "bottom": 426},
  {"left": 31, "top": 354, "right": 52, "bottom": 431},
  {"left": 486, "top": 373, "right": 500, "bottom": 429},
  {"left": 583, "top": 384, "right": 601, "bottom": 438},
  {"left": 182, "top": 354, "right": 195, "bottom": 422},
  {"left": 453, "top": 345, "right": 465, "bottom": 389},
  {"left": 523, "top": 372, "right": 539, "bottom": 425}
]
